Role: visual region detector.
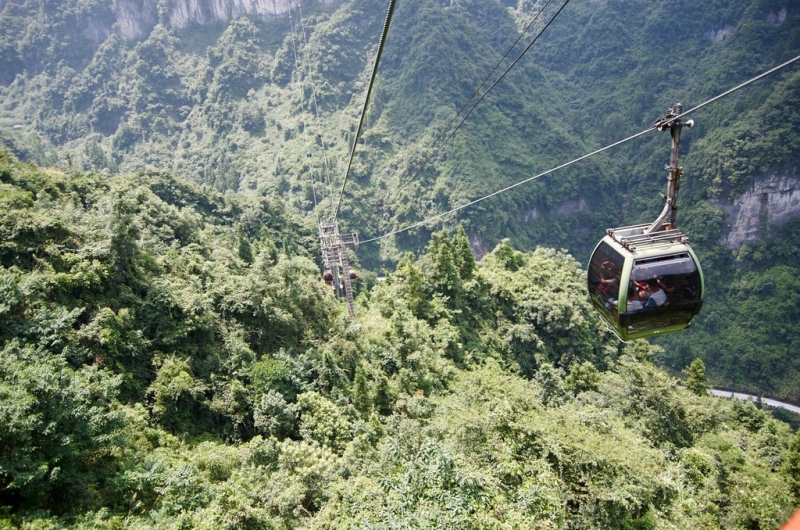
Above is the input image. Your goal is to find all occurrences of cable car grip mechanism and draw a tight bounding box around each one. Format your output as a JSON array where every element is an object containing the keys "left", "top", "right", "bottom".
[{"left": 645, "top": 103, "right": 694, "bottom": 234}]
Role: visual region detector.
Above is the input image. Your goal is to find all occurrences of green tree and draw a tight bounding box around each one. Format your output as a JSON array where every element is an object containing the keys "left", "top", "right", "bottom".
[
  {"left": 534, "top": 361, "right": 567, "bottom": 407},
  {"left": 682, "top": 358, "right": 710, "bottom": 396},
  {"left": 0, "top": 341, "right": 125, "bottom": 510},
  {"left": 452, "top": 226, "right": 476, "bottom": 281},
  {"left": 395, "top": 252, "right": 429, "bottom": 319},
  {"left": 236, "top": 223, "right": 253, "bottom": 264},
  {"left": 147, "top": 357, "right": 207, "bottom": 434},
  {"left": 787, "top": 430, "right": 800, "bottom": 503},
  {"left": 351, "top": 363, "right": 371, "bottom": 415},
  {"left": 565, "top": 360, "right": 600, "bottom": 395},
  {"left": 296, "top": 391, "right": 353, "bottom": 454},
  {"left": 425, "top": 230, "right": 464, "bottom": 308},
  {"left": 254, "top": 390, "right": 297, "bottom": 439}
]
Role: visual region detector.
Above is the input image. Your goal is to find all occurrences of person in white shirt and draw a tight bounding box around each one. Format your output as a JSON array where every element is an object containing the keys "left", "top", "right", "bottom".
[
  {"left": 626, "top": 290, "right": 644, "bottom": 311},
  {"left": 645, "top": 278, "right": 668, "bottom": 308}
]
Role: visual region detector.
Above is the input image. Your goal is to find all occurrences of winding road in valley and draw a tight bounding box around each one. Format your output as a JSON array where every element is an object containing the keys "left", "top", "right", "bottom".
[{"left": 708, "top": 388, "right": 800, "bottom": 414}]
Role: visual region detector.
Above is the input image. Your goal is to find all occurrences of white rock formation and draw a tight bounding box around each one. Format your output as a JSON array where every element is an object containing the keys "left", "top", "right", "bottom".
[
  {"left": 115, "top": 0, "right": 159, "bottom": 40},
  {"left": 767, "top": 7, "right": 787, "bottom": 27},
  {"left": 115, "top": 0, "right": 338, "bottom": 40},
  {"left": 714, "top": 172, "right": 800, "bottom": 248},
  {"left": 705, "top": 25, "right": 733, "bottom": 43}
]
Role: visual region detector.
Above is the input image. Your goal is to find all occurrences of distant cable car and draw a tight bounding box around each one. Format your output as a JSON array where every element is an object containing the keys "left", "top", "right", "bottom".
[
  {"left": 317, "top": 131, "right": 324, "bottom": 138},
  {"left": 323, "top": 270, "right": 334, "bottom": 283},
  {"left": 349, "top": 270, "right": 357, "bottom": 280},
  {"left": 588, "top": 104, "right": 704, "bottom": 340},
  {"left": 306, "top": 151, "right": 312, "bottom": 158}
]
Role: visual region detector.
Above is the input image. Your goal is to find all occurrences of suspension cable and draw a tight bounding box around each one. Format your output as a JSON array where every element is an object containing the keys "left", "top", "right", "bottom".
[
  {"left": 655, "top": 54, "right": 800, "bottom": 128},
  {"left": 333, "top": 0, "right": 398, "bottom": 222},
  {"left": 298, "top": 3, "right": 336, "bottom": 219},
  {"left": 390, "top": 0, "right": 556, "bottom": 201},
  {"left": 361, "top": 53, "right": 800, "bottom": 244},
  {"left": 429, "top": 0, "right": 571, "bottom": 166},
  {"left": 362, "top": 127, "right": 654, "bottom": 244},
  {"left": 288, "top": 4, "right": 320, "bottom": 224}
]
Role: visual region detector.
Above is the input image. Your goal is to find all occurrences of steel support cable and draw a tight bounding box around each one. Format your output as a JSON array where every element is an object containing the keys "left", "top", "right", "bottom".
[
  {"left": 390, "top": 0, "right": 554, "bottom": 201},
  {"left": 360, "top": 53, "right": 800, "bottom": 244},
  {"left": 288, "top": 5, "right": 320, "bottom": 223},
  {"left": 361, "top": 127, "right": 655, "bottom": 244},
  {"left": 655, "top": 53, "right": 800, "bottom": 128},
  {"left": 333, "top": 0, "right": 398, "bottom": 222},
  {"left": 298, "top": 3, "right": 336, "bottom": 217},
  {"left": 389, "top": 0, "right": 571, "bottom": 203}
]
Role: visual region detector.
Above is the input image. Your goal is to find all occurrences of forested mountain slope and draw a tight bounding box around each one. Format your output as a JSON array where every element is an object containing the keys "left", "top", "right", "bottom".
[
  {"left": 2, "top": 0, "right": 797, "bottom": 251},
  {"left": 1, "top": 0, "right": 799, "bottom": 436},
  {"left": 1, "top": 150, "right": 799, "bottom": 528}
]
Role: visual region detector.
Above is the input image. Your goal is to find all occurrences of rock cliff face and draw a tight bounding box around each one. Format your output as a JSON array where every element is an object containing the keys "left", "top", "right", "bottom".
[
  {"left": 714, "top": 171, "right": 800, "bottom": 248},
  {"left": 517, "top": 199, "right": 588, "bottom": 224},
  {"left": 115, "top": 0, "right": 158, "bottom": 40},
  {"left": 115, "top": 0, "right": 337, "bottom": 40},
  {"left": 0, "top": 0, "right": 24, "bottom": 14}
]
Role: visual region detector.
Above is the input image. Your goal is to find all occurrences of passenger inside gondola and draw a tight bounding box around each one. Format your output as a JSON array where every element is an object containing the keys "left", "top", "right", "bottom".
[
  {"left": 635, "top": 279, "right": 651, "bottom": 303},
  {"left": 599, "top": 261, "right": 621, "bottom": 307},
  {"left": 587, "top": 241, "right": 625, "bottom": 314},
  {"left": 631, "top": 255, "right": 699, "bottom": 305},
  {"left": 644, "top": 278, "right": 668, "bottom": 308},
  {"left": 679, "top": 273, "right": 699, "bottom": 300},
  {"left": 626, "top": 289, "right": 644, "bottom": 311}
]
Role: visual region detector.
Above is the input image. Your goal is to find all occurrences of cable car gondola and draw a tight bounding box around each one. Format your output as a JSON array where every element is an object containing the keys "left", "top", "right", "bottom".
[{"left": 588, "top": 104, "right": 704, "bottom": 340}]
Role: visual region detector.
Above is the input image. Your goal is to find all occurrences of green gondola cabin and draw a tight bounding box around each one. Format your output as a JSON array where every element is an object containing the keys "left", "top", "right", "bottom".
[
  {"left": 588, "top": 224, "right": 704, "bottom": 340},
  {"left": 587, "top": 104, "right": 705, "bottom": 340}
]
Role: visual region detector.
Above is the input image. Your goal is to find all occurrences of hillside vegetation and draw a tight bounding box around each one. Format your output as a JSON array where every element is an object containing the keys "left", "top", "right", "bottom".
[
  {"left": 2, "top": 0, "right": 799, "bottom": 400},
  {"left": 0, "top": 150, "right": 798, "bottom": 527}
]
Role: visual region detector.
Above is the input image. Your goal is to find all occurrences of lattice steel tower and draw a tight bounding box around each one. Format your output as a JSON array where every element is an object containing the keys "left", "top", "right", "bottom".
[{"left": 319, "top": 221, "right": 359, "bottom": 319}]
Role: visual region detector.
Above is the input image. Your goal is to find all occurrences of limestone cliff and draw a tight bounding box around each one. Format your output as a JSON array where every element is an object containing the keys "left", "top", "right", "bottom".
[
  {"left": 115, "top": 0, "right": 337, "bottom": 40},
  {"left": 0, "top": 0, "right": 24, "bottom": 15},
  {"left": 114, "top": 0, "right": 158, "bottom": 40},
  {"left": 713, "top": 170, "right": 800, "bottom": 248}
]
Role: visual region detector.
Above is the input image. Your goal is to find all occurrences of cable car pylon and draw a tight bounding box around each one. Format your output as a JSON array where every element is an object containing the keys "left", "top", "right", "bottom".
[{"left": 319, "top": 220, "right": 359, "bottom": 319}]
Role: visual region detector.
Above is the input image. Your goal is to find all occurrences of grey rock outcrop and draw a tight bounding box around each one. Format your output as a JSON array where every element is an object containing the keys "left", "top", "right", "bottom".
[
  {"left": 116, "top": 0, "right": 159, "bottom": 40},
  {"left": 714, "top": 171, "right": 800, "bottom": 248},
  {"left": 115, "top": 0, "right": 337, "bottom": 40}
]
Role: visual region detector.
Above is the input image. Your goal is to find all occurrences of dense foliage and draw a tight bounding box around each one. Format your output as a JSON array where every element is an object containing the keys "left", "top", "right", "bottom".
[
  {"left": 2, "top": 0, "right": 799, "bottom": 401},
  {"left": 0, "top": 152, "right": 797, "bottom": 528}
]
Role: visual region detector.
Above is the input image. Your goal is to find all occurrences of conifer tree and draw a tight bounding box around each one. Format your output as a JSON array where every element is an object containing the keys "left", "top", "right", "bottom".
[
  {"left": 453, "top": 226, "right": 476, "bottom": 281},
  {"left": 351, "top": 363, "right": 371, "bottom": 415},
  {"left": 427, "top": 231, "right": 462, "bottom": 298},
  {"left": 682, "top": 358, "right": 710, "bottom": 396},
  {"left": 237, "top": 224, "right": 253, "bottom": 264}
]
